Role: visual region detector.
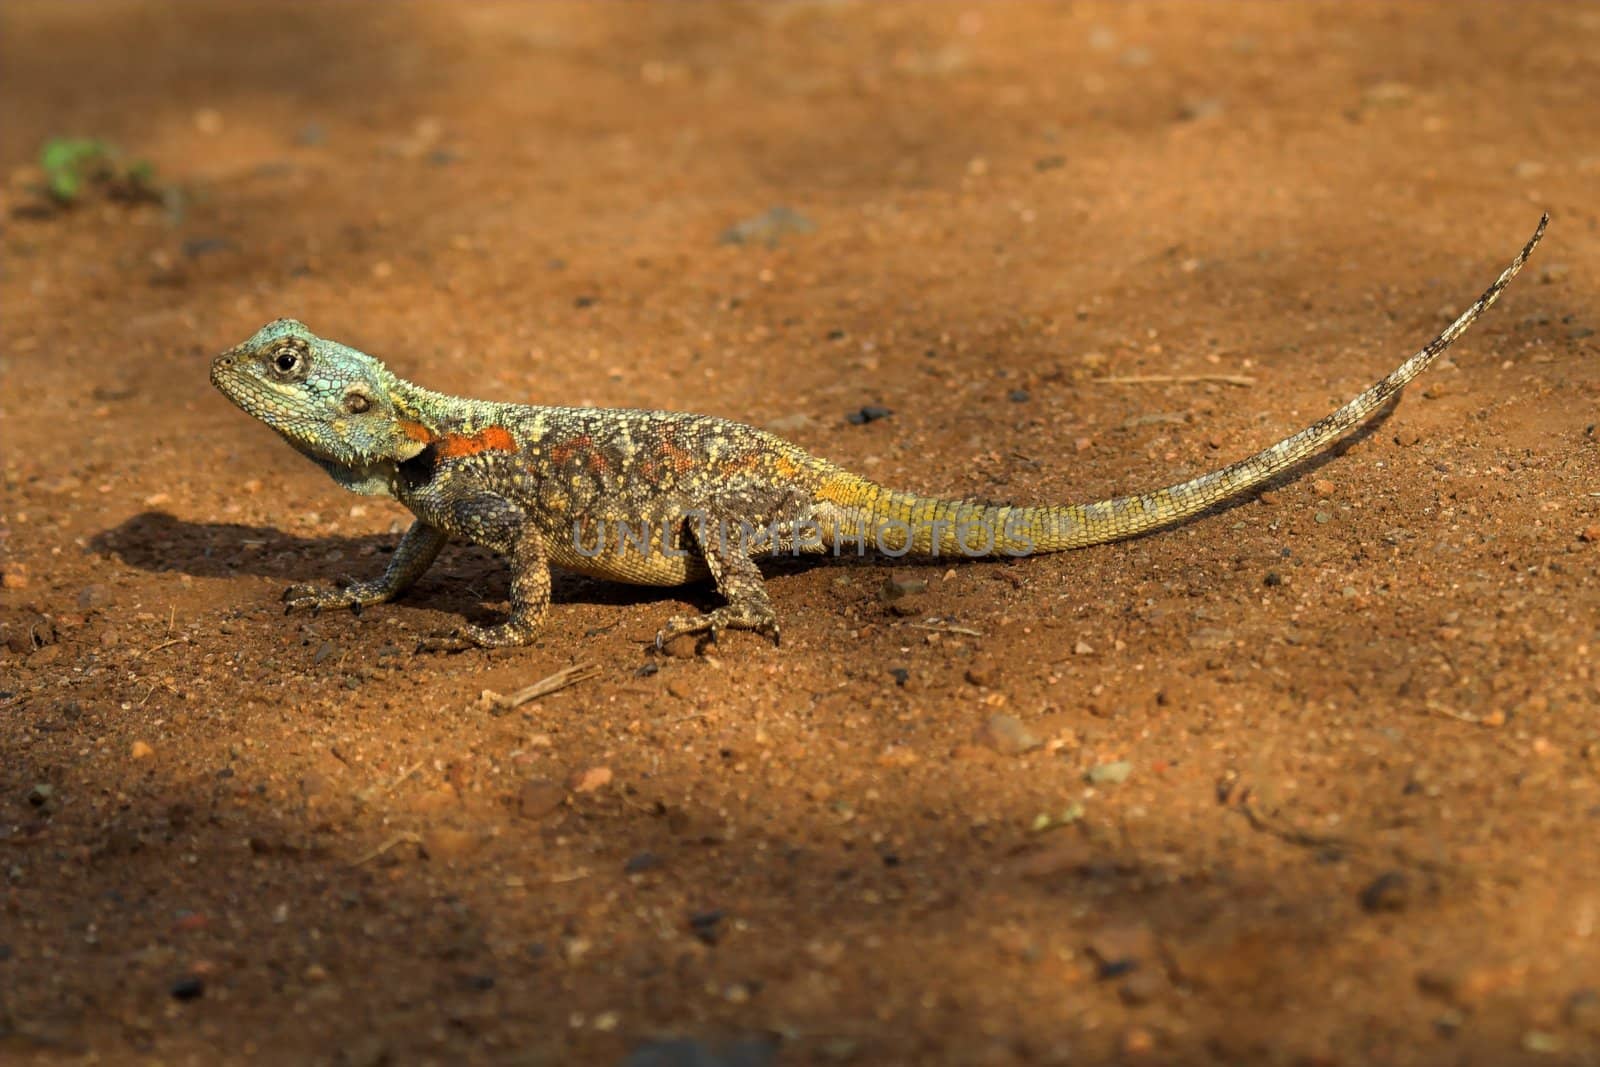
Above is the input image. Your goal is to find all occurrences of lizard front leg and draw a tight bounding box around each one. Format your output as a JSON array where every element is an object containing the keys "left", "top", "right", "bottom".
[
  {"left": 419, "top": 524, "right": 551, "bottom": 651},
  {"left": 284, "top": 519, "right": 447, "bottom": 616},
  {"left": 656, "top": 519, "right": 780, "bottom": 649}
]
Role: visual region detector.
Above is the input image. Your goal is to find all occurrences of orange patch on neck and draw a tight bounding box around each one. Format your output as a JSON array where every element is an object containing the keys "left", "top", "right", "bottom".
[
  {"left": 437, "top": 425, "right": 518, "bottom": 458},
  {"left": 400, "top": 419, "right": 517, "bottom": 459}
]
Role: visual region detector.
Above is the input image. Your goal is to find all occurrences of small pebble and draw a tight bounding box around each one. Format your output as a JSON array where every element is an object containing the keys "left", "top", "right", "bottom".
[
  {"left": 846, "top": 405, "right": 893, "bottom": 425},
  {"left": 1363, "top": 81, "right": 1414, "bottom": 107},
  {"left": 1119, "top": 968, "right": 1165, "bottom": 1005},
  {"left": 719, "top": 205, "right": 815, "bottom": 247},
  {"left": 422, "top": 828, "right": 480, "bottom": 862},
  {"left": 1120, "top": 1025, "right": 1156, "bottom": 1058},
  {"left": 568, "top": 766, "right": 613, "bottom": 793},
  {"left": 977, "top": 713, "right": 1040, "bottom": 756},
  {"left": 659, "top": 634, "right": 699, "bottom": 659},
  {"left": 880, "top": 572, "right": 928, "bottom": 600},
  {"left": 170, "top": 976, "right": 205, "bottom": 1001},
  {"left": 1176, "top": 97, "right": 1224, "bottom": 122},
  {"left": 1521, "top": 1031, "right": 1561, "bottom": 1054},
  {"left": 1087, "top": 760, "right": 1132, "bottom": 785},
  {"left": 1187, "top": 627, "right": 1234, "bottom": 651},
  {"left": 964, "top": 655, "right": 1000, "bottom": 687},
  {"left": 1087, "top": 923, "right": 1156, "bottom": 978},
  {"left": 1358, "top": 870, "right": 1412, "bottom": 913},
  {"left": 517, "top": 778, "right": 565, "bottom": 819},
  {"left": 131, "top": 740, "right": 154, "bottom": 760},
  {"left": 880, "top": 571, "right": 927, "bottom": 616},
  {"left": 687, "top": 909, "right": 725, "bottom": 945},
  {"left": 1579, "top": 524, "right": 1600, "bottom": 544},
  {"left": 624, "top": 852, "right": 662, "bottom": 874}
]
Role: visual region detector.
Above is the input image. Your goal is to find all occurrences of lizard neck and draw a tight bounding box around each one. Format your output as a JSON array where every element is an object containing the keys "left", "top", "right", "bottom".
[
  {"left": 386, "top": 375, "right": 521, "bottom": 436},
  {"left": 388, "top": 375, "right": 465, "bottom": 432}
]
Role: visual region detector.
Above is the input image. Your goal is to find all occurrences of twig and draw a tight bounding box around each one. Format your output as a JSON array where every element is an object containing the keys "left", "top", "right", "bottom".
[
  {"left": 1236, "top": 801, "right": 1350, "bottom": 851},
  {"left": 384, "top": 761, "right": 424, "bottom": 795},
  {"left": 906, "top": 621, "right": 984, "bottom": 637},
  {"left": 485, "top": 662, "right": 599, "bottom": 712},
  {"left": 133, "top": 637, "right": 186, "bottom": 660},
  {"left": 350, "top": 831, "right": 421, "bottom": 866},
  {"left": 1098, "top": 374, "right": 1256, "bottom": 388},
  {"left": 1425, "top": 701, "right": 1504, "bottom": 727}
]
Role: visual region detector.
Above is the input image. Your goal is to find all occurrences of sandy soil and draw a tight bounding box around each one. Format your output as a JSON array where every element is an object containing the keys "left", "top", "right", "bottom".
[{"left": 3, "top": 3, "right": 1598, "bottom": 1065}]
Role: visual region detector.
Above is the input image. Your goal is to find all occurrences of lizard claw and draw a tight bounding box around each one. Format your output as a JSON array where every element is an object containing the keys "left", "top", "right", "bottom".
[{"left": 656, "top": 606, "right": 781, "bottom": 650}]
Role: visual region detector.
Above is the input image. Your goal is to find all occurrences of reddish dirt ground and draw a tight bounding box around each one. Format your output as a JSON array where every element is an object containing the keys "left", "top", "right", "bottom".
[{"left": 3, "top": 4, "right": 1598, "bottom": 1065}]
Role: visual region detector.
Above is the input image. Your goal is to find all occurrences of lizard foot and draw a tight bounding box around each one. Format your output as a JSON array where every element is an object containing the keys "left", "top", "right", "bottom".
[
  {"left": 417, "top": 620, "right": 539, "bottom": 653},
  {"left": 654, "top": 604, "right": 781, "bottom": 651},
  {"left": 282, "top": 579, "right": 389, "bottom": 617}
]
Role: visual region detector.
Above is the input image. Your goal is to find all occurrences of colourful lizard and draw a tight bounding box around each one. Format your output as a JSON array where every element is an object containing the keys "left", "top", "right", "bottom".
[{"left": 210, "top": 216, "right": 1546, "bottom": 650}]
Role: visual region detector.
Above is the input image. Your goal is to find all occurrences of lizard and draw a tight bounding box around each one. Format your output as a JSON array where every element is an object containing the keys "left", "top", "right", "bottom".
[{"left": 210, "top": 215, "right": 1546, "bottom": 651}]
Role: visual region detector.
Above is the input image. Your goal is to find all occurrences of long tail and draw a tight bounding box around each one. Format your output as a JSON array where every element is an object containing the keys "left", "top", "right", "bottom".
[{"left": 816, "top": 214, "right": 1547, "bottom": 557}]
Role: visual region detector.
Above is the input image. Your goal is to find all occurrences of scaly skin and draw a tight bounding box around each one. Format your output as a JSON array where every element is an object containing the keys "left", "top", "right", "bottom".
[{"left": 210, "top": 216, "right": 1546, "bottom": 650}]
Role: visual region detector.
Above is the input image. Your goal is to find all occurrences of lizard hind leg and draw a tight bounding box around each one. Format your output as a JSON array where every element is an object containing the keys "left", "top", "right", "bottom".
[{"left": 655, "top": 519, "right": 780, "bottom": 649}]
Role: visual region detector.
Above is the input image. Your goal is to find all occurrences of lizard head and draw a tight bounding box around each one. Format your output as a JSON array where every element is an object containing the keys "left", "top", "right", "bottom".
[{"left": 211, "top": 319, "right": 427, "bottom": 493}]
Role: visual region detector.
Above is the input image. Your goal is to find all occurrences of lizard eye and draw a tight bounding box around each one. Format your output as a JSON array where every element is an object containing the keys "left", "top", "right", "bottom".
[
  {"left": 271, "top": 348, "right": 300, "bottom": 374},
  {"left": 344, "top": 390, "right": 372, "bottom": 414}
]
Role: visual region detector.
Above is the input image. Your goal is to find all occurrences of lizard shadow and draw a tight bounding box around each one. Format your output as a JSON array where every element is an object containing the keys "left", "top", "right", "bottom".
[{"left": 88, "top": 511, "right": 835, "bottom": 620}]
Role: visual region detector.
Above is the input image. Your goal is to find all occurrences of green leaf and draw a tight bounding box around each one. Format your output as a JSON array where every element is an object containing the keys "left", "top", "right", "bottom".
[
  {"left": 40, "top": 137, "right": 108, "bottom": 175},
  {"left": 47, "top": 170, "right": 81, "bottom": 202}
]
